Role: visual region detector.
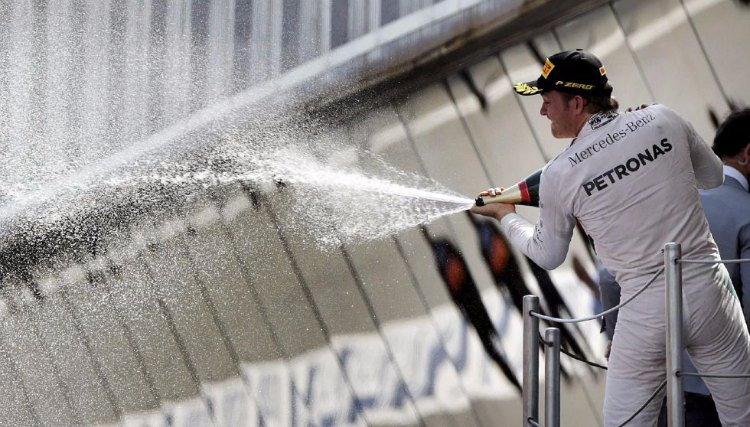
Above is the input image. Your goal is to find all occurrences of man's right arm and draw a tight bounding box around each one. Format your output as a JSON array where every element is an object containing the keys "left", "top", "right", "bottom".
[{"left": 499, "top": 173, "right": 574, "bottom": 270}]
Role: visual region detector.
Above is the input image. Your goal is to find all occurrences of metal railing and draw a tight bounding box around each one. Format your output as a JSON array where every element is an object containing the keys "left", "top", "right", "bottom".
[{"left": 522, "top": 242, "right": 750, "bottom": 427}]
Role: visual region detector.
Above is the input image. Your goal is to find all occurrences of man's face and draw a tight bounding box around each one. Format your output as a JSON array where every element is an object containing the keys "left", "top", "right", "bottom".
[{"left": 540, "top": 91, "right": 578, "bottom": 138}]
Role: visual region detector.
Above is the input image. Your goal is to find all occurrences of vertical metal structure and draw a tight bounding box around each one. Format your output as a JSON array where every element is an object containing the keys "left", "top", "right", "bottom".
[
  {"left": 545, "top": 327, "right": 561, "bottom": 427},
  {"left": 664, "top": 242, "right": 685, "bottom": 427},
  {"left": 523, "top": 295, "right": 540, "bottom": 426}
]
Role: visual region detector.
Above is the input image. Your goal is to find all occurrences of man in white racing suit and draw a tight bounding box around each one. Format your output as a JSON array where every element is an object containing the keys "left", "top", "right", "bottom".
[{"left": 471, "top": 50, "right": 750, "bottom": 426}]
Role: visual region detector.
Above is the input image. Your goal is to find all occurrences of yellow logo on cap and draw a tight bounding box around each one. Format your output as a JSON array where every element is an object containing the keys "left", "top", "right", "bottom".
[
  {"left": 541, "top": 59, "right": 554, "bottom": 79},
  {"left": 599, "top": 66, "right": 606, "bottom": 76},
  {"left": 513, "top": 82, "right": 542, "bottom": 95}
]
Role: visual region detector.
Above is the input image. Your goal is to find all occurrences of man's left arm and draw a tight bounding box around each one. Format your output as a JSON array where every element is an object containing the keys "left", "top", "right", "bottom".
[{"left": 685, "top": 120, "right": 723, "bottom": 189}]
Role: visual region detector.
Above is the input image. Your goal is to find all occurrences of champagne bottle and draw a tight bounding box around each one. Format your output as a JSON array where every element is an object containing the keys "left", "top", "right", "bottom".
[{"left": 474, "top": 169, "right": 542, "bottom": 207}]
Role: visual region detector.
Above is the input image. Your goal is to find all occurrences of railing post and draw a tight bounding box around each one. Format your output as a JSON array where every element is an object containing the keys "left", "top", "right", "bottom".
[
  {"left": 523, "top": 295, "right": 540, "bottom": 426},
  {"left": 545, "top": 327, "right": 561, "bottom": 427},
  {"left": 664, "top": 242, "right": 684, "bottom": 427}
]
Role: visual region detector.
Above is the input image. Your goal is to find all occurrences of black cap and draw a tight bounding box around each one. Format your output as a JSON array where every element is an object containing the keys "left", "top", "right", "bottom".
[{"left": 513, "top": 50, "right": 611, "bottom": 97}]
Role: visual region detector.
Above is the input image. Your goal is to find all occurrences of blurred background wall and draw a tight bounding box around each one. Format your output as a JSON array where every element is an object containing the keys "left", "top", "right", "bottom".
[{"left": 0, "top": 0, "right": 747, "bottom": 426}]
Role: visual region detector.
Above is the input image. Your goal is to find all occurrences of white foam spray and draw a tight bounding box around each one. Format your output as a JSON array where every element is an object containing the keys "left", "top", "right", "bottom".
[
  {"left": 0, "top": 134, "right": 473, "bottom": 249},
  {"left": 247, "top": 145, "right": 474, "bottom": 247}
]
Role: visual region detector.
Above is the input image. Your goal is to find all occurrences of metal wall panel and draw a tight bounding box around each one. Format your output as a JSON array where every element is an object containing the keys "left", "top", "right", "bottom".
[
  {"left": 223, "top": 192, "right": 330, "bottom": 356},
  {"left": 0, "top": 288, "right": 77, "bottom": 426},
  {"left": 219, "top": 187, "right": 371, "bottom": 426},
  {"left": 683, "top": 0, "right": 750, "bottom": 106},
  {"left": 60, "top": 262, "right": 159, "bottom": 415},
  {"left": 185, "top": 200, "right": 279, "bottom": 364},
  {"left": 0, "top": 313, "right": 40, "bottom": 426},
  {"left": 611, "top": 0, "right": 728, "bottom": 139},
  {"left": 139, "top": 218, "right": 238, "bottom": 384},
  {"left": 344, "top": 238, "right": 477, "bottom": 427},
  {"left": 104, "top": 240, "right": 202, "bottom": 404},
  {"left": 28, "top": 287, "right": 119, "bottom": 424}
]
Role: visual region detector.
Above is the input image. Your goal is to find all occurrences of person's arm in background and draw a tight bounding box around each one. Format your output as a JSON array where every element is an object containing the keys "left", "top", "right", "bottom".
[
  {"left": 572, "top": 255, "right": 600, "bottom": 300},
  {"left": 598, "top": 267, "right": 620, "bottom": 359}
]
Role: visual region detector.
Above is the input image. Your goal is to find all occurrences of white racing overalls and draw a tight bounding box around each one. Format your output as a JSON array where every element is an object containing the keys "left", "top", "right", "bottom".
[{"left": 500, "top": 104, "right": 750, "bottom": 426}]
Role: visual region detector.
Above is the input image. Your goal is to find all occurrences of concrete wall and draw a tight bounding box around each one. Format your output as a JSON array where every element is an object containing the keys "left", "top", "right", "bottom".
[{"left": 0, "top": 0, "right": 748, "bottom": 426}]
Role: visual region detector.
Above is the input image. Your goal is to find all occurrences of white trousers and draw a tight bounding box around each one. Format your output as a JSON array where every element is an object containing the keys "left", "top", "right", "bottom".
[{"left": 604, "top": 263, "right": 750, "bottom": 427}]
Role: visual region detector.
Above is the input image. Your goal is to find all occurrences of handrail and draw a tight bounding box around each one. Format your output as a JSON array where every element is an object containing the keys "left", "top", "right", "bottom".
[
  {"left": 522, "top": 246, "right": 750, "bottom": 426},
  {"left": 678, "top": 258, "right": 750, "bottom": 264},
  {"left": 530, "top": 267, "right": 664, "bottom": 324}
]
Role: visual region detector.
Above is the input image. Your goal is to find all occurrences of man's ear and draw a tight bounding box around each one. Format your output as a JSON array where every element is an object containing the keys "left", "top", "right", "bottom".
[
  {"left": 735, "top": 143, "right": 750, "bottom": 167},
  {"left": 574, "top": 95, "right": 587, "bottom": 113},
  {"left": 742, "top": 143, "right": 750, "bottom": 166}
]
